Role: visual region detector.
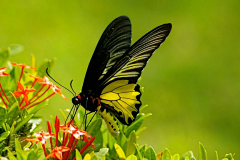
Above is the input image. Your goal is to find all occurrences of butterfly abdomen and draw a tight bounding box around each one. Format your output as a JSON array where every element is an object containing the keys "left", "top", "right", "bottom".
[{"left": 97, "top": 106, "right": 120, "bottom": 137}]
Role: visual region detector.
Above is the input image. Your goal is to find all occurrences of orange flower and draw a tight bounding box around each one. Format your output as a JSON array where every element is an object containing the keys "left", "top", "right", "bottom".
[
  {"left": 11, "top": 62, "right": 36, "bottom": 70},
  {"left": 46, "top": 146, "right": 70, "bottom": 160},
  {"left": 11, "top": 62, "right": 36, "bottom": 81},
  {"left": 0, "top": 67, "right": 9, "bottom": 76},
  {"left": 13, "top": 81, "right": 35, "bottom": 105}
]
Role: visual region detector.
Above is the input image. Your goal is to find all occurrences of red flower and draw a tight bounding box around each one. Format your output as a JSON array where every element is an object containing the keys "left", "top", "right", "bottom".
[
  {"left": 11, "top": 62, "right": 36, "bottom": 81},
  {"left": 0, "top": 67, "right": 9, "bottom": 76},
  {"left": 46, "top": 146, "right": 70, "bottom": 160},
  {"left": 11, "top": 62, "right": 36, "bottom": 70},
  {"left": 13, "top": 81, "right": 35, "bottom": 105},
  {"left": 51, "top": 84, "right": 67, "bottom": 100},
  {"left": 39, "top": 76, "right": 67, "bottom": 100},
  {"left": 61, "top": 124, "right": 87, "bottom": 140},
  {"left": 27, "top": 130, "right": 55, "bottom": 145}
]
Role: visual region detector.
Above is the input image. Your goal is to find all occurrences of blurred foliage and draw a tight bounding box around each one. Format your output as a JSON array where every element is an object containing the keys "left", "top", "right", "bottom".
[{"left": 0, "top": 0, "right": 239, "bottom": 159}]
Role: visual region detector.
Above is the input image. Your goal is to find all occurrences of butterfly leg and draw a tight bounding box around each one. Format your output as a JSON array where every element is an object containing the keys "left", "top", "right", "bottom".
[
  {"left": 65, "top": 104, "right": 76, "bottom": 124},
  {"left": 86, "top": 111, "right": 97, "bottom": 129},
  {"left": 72, "top": 104, "right": 80, "bottom": 121}
]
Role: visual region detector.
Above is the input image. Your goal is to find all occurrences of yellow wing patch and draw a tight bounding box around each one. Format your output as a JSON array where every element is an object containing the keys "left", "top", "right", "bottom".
[{"left": 100, "top": 80, "right": 141, "bottom": 125}]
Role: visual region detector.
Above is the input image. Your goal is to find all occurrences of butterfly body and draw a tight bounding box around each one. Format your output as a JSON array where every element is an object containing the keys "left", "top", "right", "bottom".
[
  {"left": 72, "top": 93, "right": 100, "bottom": 112},
  {"left": 71, "top": 16, "right": 172, "bottom": 137}
]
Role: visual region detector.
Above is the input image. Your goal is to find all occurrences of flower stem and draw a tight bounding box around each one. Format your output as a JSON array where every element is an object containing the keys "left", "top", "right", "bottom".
[
  {"left": 80, "top": 137, "right": 95, "bottom": 154},
  {"left": 66, "top": 139, "right": 79, "bottom": 160},
  {"left": 0, "top": 83, "right": 9, "bottom": 102},
  {"left": 0, "top": 92, "right": 8, "bottom": 108},
  {"left": 42, "top": 144, "right": 48, "bottom": 158},
  {"left": 30, "top": 79, "right": 37, "bottom": 88},
  {"left": 19, "top": 66, "right": 25, "bottom": 82},
  {"left": 29, "top": 85, "right": 45, "bottom": 103},
  {"left": 26, "top": 92, "right": 55, "bottom": 110}
]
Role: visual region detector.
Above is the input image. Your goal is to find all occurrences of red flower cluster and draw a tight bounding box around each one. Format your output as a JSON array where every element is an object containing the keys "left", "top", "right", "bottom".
[
  {"left": 27, "top": 116, "right": 95, "bottom": 160},
  {"left": 0, "top": 63, "right": 67, "bottom": 109}
]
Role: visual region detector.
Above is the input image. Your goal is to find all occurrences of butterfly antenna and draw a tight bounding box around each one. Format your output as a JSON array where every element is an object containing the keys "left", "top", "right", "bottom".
[
  {"left": 70, "top": 80, "right": 76, "bottom": 96},
  {"left": 46, "top": 68, "right": 75, "bottom": 96}
]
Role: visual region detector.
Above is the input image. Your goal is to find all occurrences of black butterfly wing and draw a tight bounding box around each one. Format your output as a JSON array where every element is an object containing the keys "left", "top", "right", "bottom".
[
  {"left": 82, "top": 16, "right": 132, "bottom": 94},
  {"left": 98, "top": 23, "right": 172, "bottom": 125}
]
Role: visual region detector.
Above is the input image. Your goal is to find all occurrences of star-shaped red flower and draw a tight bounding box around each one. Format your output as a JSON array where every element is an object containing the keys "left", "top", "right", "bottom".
[
  {"left": 13, "top": 81, "right": 35, "bottom": 105},
  {"left": 0, "top": 67, "right": 9, "bottom": 76},
  {"left": 46, "top": 146, "right": 70, "bottom": 160}
]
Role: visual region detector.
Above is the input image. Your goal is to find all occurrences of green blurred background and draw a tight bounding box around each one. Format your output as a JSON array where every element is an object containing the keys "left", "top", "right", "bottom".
[{"left": 1, "top": 0, "right": 239, "bottom": 159}]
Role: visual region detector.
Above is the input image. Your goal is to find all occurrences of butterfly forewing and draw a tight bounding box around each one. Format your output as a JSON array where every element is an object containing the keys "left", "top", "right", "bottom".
[
  {"left": 82, "top": 16, "right": 132, "bottom": 93},
  {"left": 97, "top": 23, "right": 172, "bottom": 89}
]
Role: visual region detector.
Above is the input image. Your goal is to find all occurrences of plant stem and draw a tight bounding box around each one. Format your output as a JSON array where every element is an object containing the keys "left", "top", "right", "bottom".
[
  {"left": 0, "top": 92, "right": 8, "bottom": 108},
  {"left": 0, "top": 83, "right": 9, "bottom": 102},
  {"left": 26, "top": 92, "right": 55, "bottom": 110}
]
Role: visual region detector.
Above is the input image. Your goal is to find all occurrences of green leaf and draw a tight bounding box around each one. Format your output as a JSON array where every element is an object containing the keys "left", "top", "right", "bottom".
[
  {"left": 75, "top": 149, "right": 83, "bottom": 160},
  {"left": 6, "top": 102, "right": 20, "bottom": 126},
  {"left": 198, "top": 142, "right": 207, "bottom": 160},
  {"left": 224, "top": 153, "right": 234, "bottom": 160},
  {"left": 215, "top": 151, "right": 219, "bottom": 160},
  {"left": 140, "top": 145, "right": 146, "bottom": 157},
  {"left": 27, "top": 103, "right": 46, "bottom": 115},
  {"left": 7, "top": 149, "right": 17, "bottom": 160},
  {"left": 126, "top": 131, "right": 137, "bottom": 156},
  {"left": 37, "top": 58, "right": 55, "bottom": 78},
  {"left": 15, "top": 138, "right": 22, "bottom": 151},
  {"left": 0, "top": 107, "right": 6, "bottom": 125},
  {"left": 108, "top": 132, "right": 116, "bottom": 155},
  {"left": 160, "top": 148, "right": 171, "bottom": 160},
  {"left": 60, "top": 109, "right": 67, "bottom": 121},
  {"left": 0, "top": 48, "right": 10, "bottom": 67},
  {"left": 117, "top": 131, "right": 127, "bottom": 151},
  {"left": 134, "top": 144, "right": 143, "bottom": 160},
  {"left": 14, "top": 114, "right": 34, "bottom": 133},
  {"left": 86, "top": 118, "right": 102, "bottom": 136},
  {"left": 0, "top": 131, "right": 10, "bottom": 142},
  {"left": 95, "top": 148, "right": 108, "bottom": 159},
  {"left": 125, "top": 113, "right": 152, "bottom": 137},
  {"left": 114, "top": 143, "right": 126, "bottom": 160},
  {"left": 126, "top": 155, "right": 138, "bottom": 160},
  {"left": 180, "top": 151, "right": 196, "bottom": 160},
  {"left": 9, "top": 44, "right": 24, "bottom": 55},
  {"left": 91, "top": 155, "right": 98, "bottom": 160},
  {"left": 126, "top": 131, "right": 136, "bottom": 156},
  {"left": 27, "top": 151, "right": 37, "bottom": 160},
  {"left": 145, "top": 146, "right": 156, "bottom": 160},
  {"left": 171, "top": 154, "right": 180, "bottom": 160}
]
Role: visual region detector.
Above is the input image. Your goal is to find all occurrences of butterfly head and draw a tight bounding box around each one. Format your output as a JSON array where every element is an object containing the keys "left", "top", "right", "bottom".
[{"left": 72, "top": 94, "right": 81, "bottom": 105}]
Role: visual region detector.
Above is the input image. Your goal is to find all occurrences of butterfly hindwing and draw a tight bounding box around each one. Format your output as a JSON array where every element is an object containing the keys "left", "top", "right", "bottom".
[
  {"left": 99, "top": 80, "right": 141, "bottom": 125},
  {"left": 82, "top": 16, "right": 132, "bottom": 93}
]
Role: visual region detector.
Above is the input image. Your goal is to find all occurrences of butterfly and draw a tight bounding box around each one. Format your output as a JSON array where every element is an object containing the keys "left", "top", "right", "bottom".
[{"left": 71, "top": 16, "right": 172, "bottom": 137}]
